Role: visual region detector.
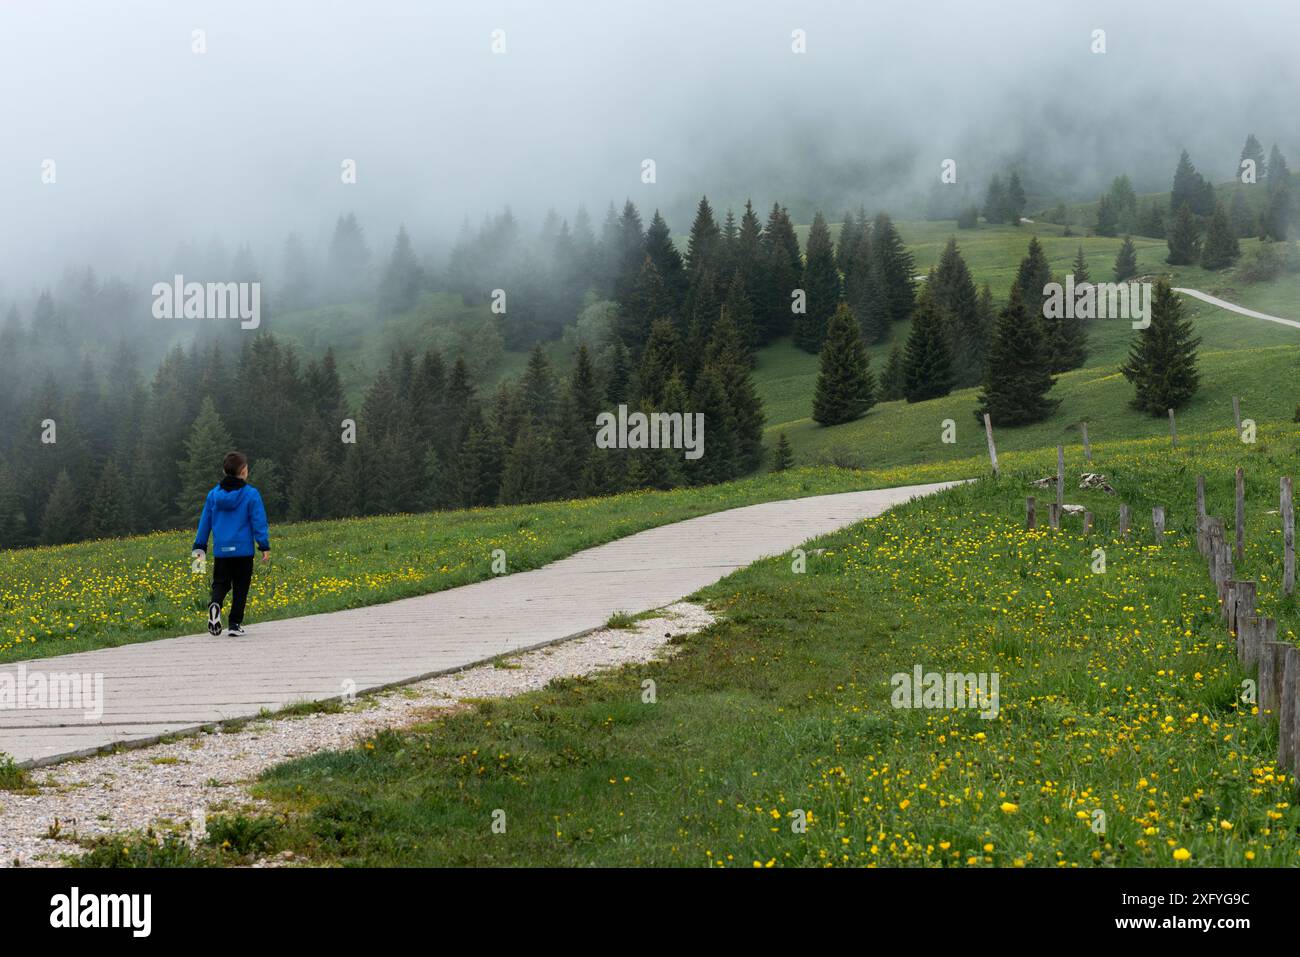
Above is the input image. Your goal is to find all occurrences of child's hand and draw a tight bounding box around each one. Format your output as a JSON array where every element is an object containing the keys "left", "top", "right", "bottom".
[{"left": 261, "top": 551, "right": 271, "bottom": 564}]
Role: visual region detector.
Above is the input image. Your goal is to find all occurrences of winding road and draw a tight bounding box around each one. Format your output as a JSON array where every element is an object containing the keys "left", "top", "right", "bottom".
[
  {"left": 1172, "top": 287, "right": 1300, "bottom": 331},
  {"left": 0, "top": 482, "right": 959, "bottom": 767}
]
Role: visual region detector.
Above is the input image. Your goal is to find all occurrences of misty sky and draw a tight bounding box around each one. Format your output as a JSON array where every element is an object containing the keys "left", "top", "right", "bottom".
[{"left": 1, "top": 0, "right": 1297, "bottom": 292}]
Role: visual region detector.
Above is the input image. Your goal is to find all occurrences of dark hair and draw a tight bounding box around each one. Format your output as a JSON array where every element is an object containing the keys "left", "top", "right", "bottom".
[{"left": 223, "top": 451, "right": 248, "bottom": 476}]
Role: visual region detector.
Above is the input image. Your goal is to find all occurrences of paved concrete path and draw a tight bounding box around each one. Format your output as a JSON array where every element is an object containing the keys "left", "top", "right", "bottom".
[
  {"left": 1173, "top": 288, "right": 1300, "bottom": 331},
  {"left": 0, "top": 482, "right": 957, "bottom": 767}
]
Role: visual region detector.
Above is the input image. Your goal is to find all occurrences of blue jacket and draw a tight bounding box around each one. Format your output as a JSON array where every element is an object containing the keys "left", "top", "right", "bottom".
[{"left": 193, "top": 477, "right": 270, "bottom": 558}]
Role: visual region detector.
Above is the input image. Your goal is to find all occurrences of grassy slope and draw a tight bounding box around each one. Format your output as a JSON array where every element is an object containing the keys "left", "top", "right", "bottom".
[
  {"left": 120, "top": 426, "right": 1299, "bottom": 868},
  {"left": 0, "top": 466, "right": 953, "bottom": 665},
  {"left": 762, "top": 221, "right": 1300, "bottom": 468}
]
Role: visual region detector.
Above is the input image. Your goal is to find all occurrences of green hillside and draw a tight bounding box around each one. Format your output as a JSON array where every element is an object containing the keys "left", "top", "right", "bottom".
[{"left": 761, "top": 222, "right": 1300, "bottom": 469}]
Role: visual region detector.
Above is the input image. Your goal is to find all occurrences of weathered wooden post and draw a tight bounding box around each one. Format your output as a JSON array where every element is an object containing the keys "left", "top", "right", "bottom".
[
  {"left": 1196, "top": 473, "right": 1207, "bottom": 526},
  {"left": 1083, "top": 510, "right": 1093, "bottom": 534},
  {"left": 1293, "top": 677, "right": 1300, "bottom": 783},
  {"left": 1260, "top": 631, "right": 1284, "bottom": 723},
  {"left": 1168, "top": 408, "right": 1178, "bottom": 448},
  {"left": 1239, "top": 617, "right": 1260, "bottom": 670},
  {"left": 1280, "top": 646, "right": 1299, "bottom": 772},
  {"left": 1081, "top": 421, "right": 1092, "bottom": 465},
  {"left": 983, "top": 414, "right": 999, "bottom": 477},
  {"left": 1232, "top": 395, "right": 1242, "bottom": 438},
  {"left": 1232, "top": 582, "right": 1253, "bottom": 665},
  {"left": 1026, "top": 497, "right": 1036, "bottom": 529},
  {"left": 1283, "top": 477, "right": 1295, "bottom": 598},
  {"left": 1235, "top": 467, "right": 1245, "bottom": 562},
  {"left": 1221, "top": 580, "right": 1237, "bottom": 630},
  {"left": 1056, "top": 445, "right": 1065, "bottom": 510},
  {"left": 1152, "top": 506, "right": 1165, "bottom": 543},
  {"left": 1049, "top": 503, "right": 1061, "bottom": 530},
  {"left": 1233, "top": 581, "right": 1256, "bottom": 648},
  {"left": 1119, "top": 504, "right": 1131, "bottom": 538}
]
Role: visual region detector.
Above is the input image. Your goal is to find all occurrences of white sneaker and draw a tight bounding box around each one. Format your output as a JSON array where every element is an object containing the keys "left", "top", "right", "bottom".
[
  {"left": 228, "top": 623, "right": 246, "bottom": 637},
  {"left": 207, "top": 602, "right": 223, "bottom": 636}
]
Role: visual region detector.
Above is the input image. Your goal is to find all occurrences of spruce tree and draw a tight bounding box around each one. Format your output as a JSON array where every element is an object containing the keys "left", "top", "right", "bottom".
[
  {"left": 1229, "top": 190, "right": 1256, "bottom": 238},
  {"left": 1095, "top": 195, "right": 1119, "bottom": 237},
  {"left": 706, "top": 307, "right": 765, "bottom": 470},
  {"left": 686, "top": 367, "right": 738, "bottom": 484},
  {"left": 1121, "top": 280, "right": 1201, "bottom": 415},
  {"left": 1171, "top": 150, "right": 1214, "bottom": 217},
  {"left": 722, "top": 272, "right": 757, "bottom": 360},
  {"left": 499, "top": 418, "right": 553, "bottom": 505},
  {"left": 758, "top": 204, "right": 802, "bottom": 342},
  {"left": 636, "top": 319, "right": 681, "bottom": 407},
  {"left": 1012, "top": 237, "right": 1053, "bottom": 315},
  {"left": 795, "top": 211, "right": 841, "bottom": 353},
  {"left": 1240, "top": 134, "right": 1266, "bottom": 180},
  {"left": 1114, "top": 235, "right": 1138, "bottom": 281},
  {"left": 0, "top": 464, "right": 29, "bottom": 547},
  {"left": 685, "top": 196, "right": 722, "bottom": 279},
  {"left": 605, "top": 340, "right": 632, "bottom": 405},
  {"left": 378, "top": 225, "right": 424, "bottom": 315},
  {"left": 645, "top": 210, "right": 687, "bottom": 314},
  {"left": 836, "top": 210, "right": 861, "bottom": 273},
  {"left": 1166, "top": 203, "right": 1201, "bottom": 265},
  {"left": 983, "top": 175, "right": 1007, "bottom": 224},
  {"left": 974, "top": 283, "right": 1059, "bottom": 426},
  {"left": 41, "top": 470, "right": 82, "bottom": 545},
  {"left": 930, "top": 238, "right": 981, "bottom": 383},
  {"left": 1005, "top": 170, "right": 1027, "bottom": 224},
  {"left": 1200, "top": 203, "right": 1240, "bottom": 270},
  {"left": 1137, "top": 203, "right": 1166, "bottom": 239},
  {"left": 812, "top": 304, "right": 875, "bottom": 425},
  {"left": 901, "top": 293, "right": 955, "bottom": 403},
  {"left": 619, "top": 256, "right": 671, "bottom": 352},
  {"left": 519, "top": 345, "right": 556, "bottom": 422},
  {"left": 871, "top": 213, "right": 916, "bottom": 325},
  {"left": 176, "top": 396, "right": 233, "bottom": 515},
  {"left": 771, "top": 433, "right": 794, "bottom": 472},
  {"left": 1262, "top": 145, "right": 1292, "bottom": 240},
  {"left": 1071, "top": 246, "right": 1091, "bottom": 286},
  {"left": 88, "top": 459, "right": 132, "bottom": 539},
  {"left": 879, "top": 344, "right": 904, "bottom": 401}
]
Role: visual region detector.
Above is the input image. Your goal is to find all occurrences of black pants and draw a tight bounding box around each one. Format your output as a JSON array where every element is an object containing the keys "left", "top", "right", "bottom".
[{"left": 210, "top": 556, "right": 254, "bottom": 626}]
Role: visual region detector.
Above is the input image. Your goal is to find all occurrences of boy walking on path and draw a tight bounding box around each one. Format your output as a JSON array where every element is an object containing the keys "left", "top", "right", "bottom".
[{"left": 192, "top": 451, "right": 270, "bottom": 637}]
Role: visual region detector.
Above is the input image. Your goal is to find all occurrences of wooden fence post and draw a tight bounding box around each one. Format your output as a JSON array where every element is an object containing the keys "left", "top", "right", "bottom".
[
  {"left": 1119, "top": 504, "right": 1130, "bottom": 538},
  {"left": 1081, "top": 421, "right": 1092, "bottom": 465},
  {"left": 1049, "top": 503, "right": 1061, "bottom": 530},
  {"left": 1233, "top": 581, "right": 1256, "bottom": 643},
  {"left": 1056, "top": 445, "right": 1065, "bottom": 509},
  {"left": 1152, "top": 506, "right": 1165, "bottom": 543},
  {"left": 1260, "top": 632, "right": 1284, "bottom": 723},
  {"left": 1026, "top": 497, "right": 1036, "bottom": 529},
  {"left": 1222, "top": 580, "right": 1237, "bottom": 630},
  {"left": 1235, "top": 467, "right": 1245, "bottom": 562},
  {"left": 1284, "top": 477, "right": 1295, "bottom": 598},
  {"left": 1239, "top": 617, "right": 1260, "bottom": 670},
  {"left": 1232, "top": 394, "right": 1242, "bottom": 438},
  {"left": 983, "top": 414, "right": 998, "bottom": 477},
  {"left": 1281, "top": 647, "right": 1299, "bottom": 773},
  {"left": 1083, "top": 510, "right": 1093, "bottom": 534},
  {"left": 1196, "top": 474, "right": 1206, "bottom": 521},
  {"left": 1168, "top": 408, "right": 1178, "bottom": 448}
]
